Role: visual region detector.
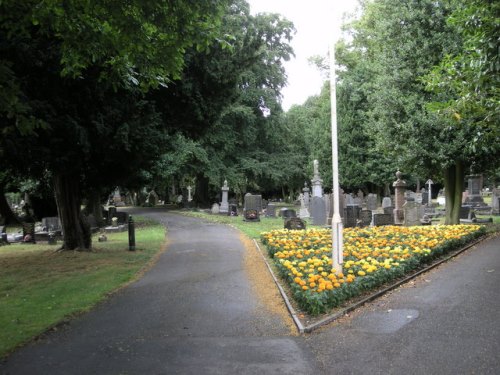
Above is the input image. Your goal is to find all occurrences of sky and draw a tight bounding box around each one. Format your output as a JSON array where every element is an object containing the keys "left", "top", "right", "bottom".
[{"left": 247, "top": 0, "right": 359, "bottom": 110}]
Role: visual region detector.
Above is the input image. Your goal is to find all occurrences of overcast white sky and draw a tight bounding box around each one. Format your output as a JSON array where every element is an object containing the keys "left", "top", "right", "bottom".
[{"left": 247, "top": 0, "right": 359, "bottom": 110}]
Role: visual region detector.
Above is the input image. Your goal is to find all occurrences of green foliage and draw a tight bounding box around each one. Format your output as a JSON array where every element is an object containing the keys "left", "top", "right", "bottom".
[{"left": 424, "top": 0, "right": 500, "bottom": 167}]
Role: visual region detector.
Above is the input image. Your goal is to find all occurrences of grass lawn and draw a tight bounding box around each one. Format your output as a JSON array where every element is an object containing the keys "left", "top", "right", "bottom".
[
  {"left": 0, "top": 217, "right": 166, "bottom": 358},
  {"left": 178, "top": 209, "right": 309, "bottom": 239}
]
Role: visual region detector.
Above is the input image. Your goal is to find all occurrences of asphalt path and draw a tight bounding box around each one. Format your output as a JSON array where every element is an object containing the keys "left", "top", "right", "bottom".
[{"left": 1, "top": 208, "right": 499, "bottom": 374}]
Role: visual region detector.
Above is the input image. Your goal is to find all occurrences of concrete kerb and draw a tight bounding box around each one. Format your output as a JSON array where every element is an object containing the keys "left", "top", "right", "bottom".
[{"left": 253, "top": 233, "right": 494, "bottom": 334}]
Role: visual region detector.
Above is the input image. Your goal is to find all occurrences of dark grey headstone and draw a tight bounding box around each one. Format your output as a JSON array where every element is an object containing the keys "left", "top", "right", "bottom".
[
  {"left": 244, "top": 194, "right": 262, "bottom": 222},
  {"left": 228, "top": 204, "right": 238, "bottom": 216},
  {"left": 459, "top": 206, "right": 476, "bottom": 221},
  {"left": 359, "top": 210, "right": 372, "bottom": 227},
  {"left": 311, "top": 196, "right": 327, "bottom": 226},
  {"left": 42, "top": 217, "right": 61, "bottom": 231},
  {"left": 265, "top": 203, "right": 277, "bottom": 217},
  {"left": 421, "top": 190, "right": 429, "bottom": 205},
  {"left": 373, "top": 213, "right": 393, "bottom": 226},
  {"left": 281, "top": 208, "right": 297, "bottom": 219},
  {"left": 284, "top": 217, "right": 306, "bottom": 230},
  {"left": 344, "top": 205, "right": 361, "bottom": 228},
  {"left": 244, "top": 194, "right": 262, "bottom": 212},
  {"left": 383, "top": 206, "right": 394, "bottom": 215}
]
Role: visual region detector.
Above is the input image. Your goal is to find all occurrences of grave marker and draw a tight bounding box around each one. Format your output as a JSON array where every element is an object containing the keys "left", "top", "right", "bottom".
[{"left": 311, "top": 196, "right": 327, "bottom": 226}]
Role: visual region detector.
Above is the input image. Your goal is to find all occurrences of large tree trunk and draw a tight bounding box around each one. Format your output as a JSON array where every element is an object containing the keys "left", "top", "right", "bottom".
[
  {"left": 53, "top": 173, "right": 91, "bottom": 251},
  {"left": 0, "top": 184, "right": 20, "bottom": 225},
  {"left": 84, "top": 189, "right": 105, "bottom": 228},
  {"left": 443, "top": 161, "right": 464, "bottom": 225}
]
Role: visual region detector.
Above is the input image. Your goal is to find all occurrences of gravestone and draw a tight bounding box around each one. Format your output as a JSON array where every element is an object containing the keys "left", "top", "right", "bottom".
[
  {"left": 220, "top": 180, "right": 229, "bottom": 214},
  {"left": 243, "top": 194, "right": 262, "bottom": 222},
  {"left": 403, "top": 199, "right": 421, "bottom": 226},
  {"left": 366, "top": 194, "right": 378, "bottom": 211},
  {"left": 311, "top": 196, "right": 327, "bottom": 226},
  {"left": 382, "top": 197, "right": 392, "bottom": 210},
  {"left": 344, "top": 205, "right": 361, "bottom": 228},
  {"left": 492, "top": 188, "right": 500, "bottom": 215},
  {"left": 311, "top": 160, "right": 323, "bottom": 198},
  {"left": 211, "top": 203, "right": 220, "bottom": 214},
  {"left": 323, "top": 194, "right": 331, "bottom": 221},
  {"left": 282, "top": 208, "right": 297, "bottom": 219},
  {"left": 284, "top": 217, "right": 306, "bottom": 230},
  {"left": 463, "top": 175, "right": 486, "bottom": 207},
  {"left": 383, "top": 206, "right": 394, "bottom": 215},
  {"left": 460, "top": 206, "right": 476, "bottom": 222},
  {"left": 359, "top": 210, "right": 372, "bottom": 227},
  {"left": 373, "top": 213, "right": 393, "bottom": 226},
  {"left": 421, "top": 188, "right": 428, "bottom": 205},
  {"left": 228, "top": 204, "right": 238, "bottom": 216},
  {"left": 298, "top": 193, "right": 310, "bottom": 218},
  {"left": 393, "top": 171, "right": 406, "bottom": 225},
  {"left": 345, "top": 194, "right": 354, "bottom": 206},
  {"left": 42, "top": 217, "right": 61, "bottom": 232},
  {"left": 265, "top": 203, "right": 277, "bottom": 217},
  {"left": 302, "top": 183, "right": 310, "bottom": 208},
  {"left": 147, "top": 190, "right": 159, "bottom": 206},
  {"left": 415, "top": 193, "right": 423, "bottom": 204}
]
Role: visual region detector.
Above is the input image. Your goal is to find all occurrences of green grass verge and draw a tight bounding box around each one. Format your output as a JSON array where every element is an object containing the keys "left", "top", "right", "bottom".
[
  {"left": 0, "top": 216, "right": 165, "bottom": 358},
  {"left": 178, "top": 210, "right": 299, "bottom": 239}
]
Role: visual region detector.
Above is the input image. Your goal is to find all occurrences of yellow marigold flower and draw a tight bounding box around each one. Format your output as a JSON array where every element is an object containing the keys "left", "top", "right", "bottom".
[{"left": 358, "top": 270, "right": 366, "bottom": 276}]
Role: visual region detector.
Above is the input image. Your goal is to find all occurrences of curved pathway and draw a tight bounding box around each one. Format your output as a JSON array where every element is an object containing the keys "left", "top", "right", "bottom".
[
  {"left": 0, "top": 209, "right": 318, "bottom": 374},
  {"left": 1, "top": 208, "right": 499, "bottom": 374}
]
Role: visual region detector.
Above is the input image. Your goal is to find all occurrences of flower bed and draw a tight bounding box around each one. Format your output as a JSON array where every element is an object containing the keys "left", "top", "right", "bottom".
[{"left": 260, "top": 225, "right": 485, "bottom": 315}]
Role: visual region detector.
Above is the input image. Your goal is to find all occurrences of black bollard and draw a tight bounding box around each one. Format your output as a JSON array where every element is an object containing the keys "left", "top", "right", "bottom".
[{"left": 128, "top": 215, "right": 136, "bottom": 251}]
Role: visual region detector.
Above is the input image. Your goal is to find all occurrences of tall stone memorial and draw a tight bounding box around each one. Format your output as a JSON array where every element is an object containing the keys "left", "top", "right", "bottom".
[
  {"left": 393, "top": 170, "right": 406, "bottom": 225},
  {"left": 311, "top": 159, "right": 323, "bottom": 198},
  {"left": 220, "top": 180, "right": 229, "bottom": 214}
]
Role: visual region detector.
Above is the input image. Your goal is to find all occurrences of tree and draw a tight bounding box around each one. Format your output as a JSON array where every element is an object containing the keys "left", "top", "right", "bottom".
[
  {"left": 147, "top": 0, "right": 296, "bottom": 202},
  {"left": 424, "top": 0, "right": 500, "bottom": 220},
  {"left": 0, "top": 0, "right": 229, "bottom": 249},
  {"left": 335, "top": 0, "right": 497, "bottom": 223}
]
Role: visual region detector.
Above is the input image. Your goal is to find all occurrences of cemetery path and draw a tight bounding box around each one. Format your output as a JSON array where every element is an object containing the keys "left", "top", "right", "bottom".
[
  {"left": 1, "top": 208, "right": 499, "bottom": 375},
  {"left": 0, "top": 208, "right": 320, "bottom": 375}
]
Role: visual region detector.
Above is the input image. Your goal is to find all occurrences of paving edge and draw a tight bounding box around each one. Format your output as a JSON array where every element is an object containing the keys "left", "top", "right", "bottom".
[{"left": 253, "top": 233, "right": 495, "bottom": 334}]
